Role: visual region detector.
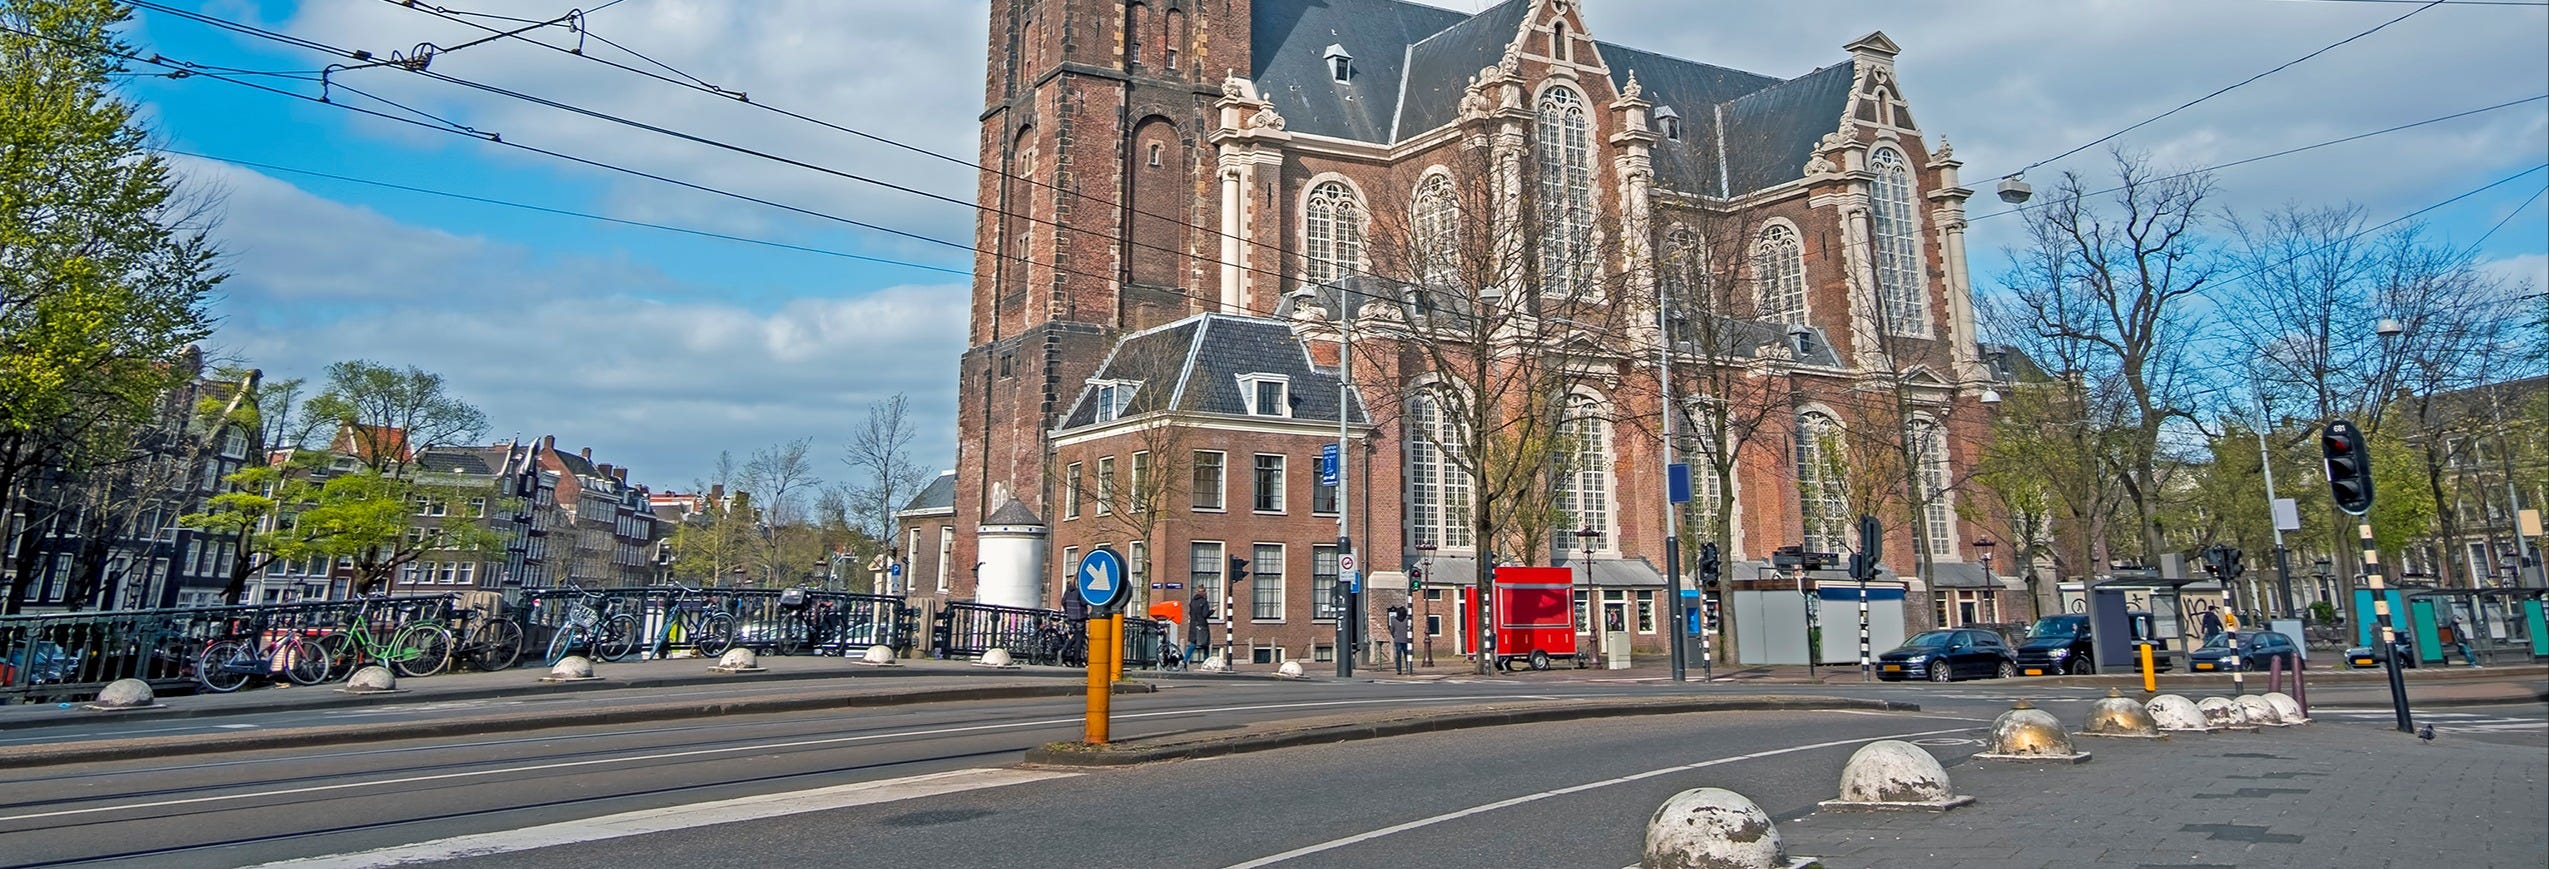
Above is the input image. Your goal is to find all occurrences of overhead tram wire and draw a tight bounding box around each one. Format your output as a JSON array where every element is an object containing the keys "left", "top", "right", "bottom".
[
  {"left": 132, "top": 2, "right": 1326, "bottom": 309},
  {"left": 162, "top": 149, "right": 973, "bottom": 277},
  {"left": 35, "top": 29, "right": 1154, "bottom": 301}
]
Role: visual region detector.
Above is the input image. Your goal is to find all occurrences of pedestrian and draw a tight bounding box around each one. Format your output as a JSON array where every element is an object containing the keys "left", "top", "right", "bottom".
[
  {"left": 2199, "top": 603, "right": 2223, "bottom": 640},
  {"left": 1187, "top": 591, "right": 1210, "bottom": 664},
  {"left": 2449, "top": 615, "right": 2481, "bottom": 668},
  {"left": 1389, "top": 607, "right": 1413, "bottom": 674}
]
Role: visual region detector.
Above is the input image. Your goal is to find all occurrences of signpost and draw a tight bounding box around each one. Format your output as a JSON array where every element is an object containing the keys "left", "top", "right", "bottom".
[
  {"left": 1075, "top": 548, "right": 1126, "bottom": 745},
  {"left": 1319, "top": 443, "right": 1341, "bottom": 487}
]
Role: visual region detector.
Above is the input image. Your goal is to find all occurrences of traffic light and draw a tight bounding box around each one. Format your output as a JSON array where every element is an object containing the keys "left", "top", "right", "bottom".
[
  {"left": 2224, "top": 548, "right": 2244, "bottom": 582},
  {"left": 1229, "top": 556, "right": 1250, "bottom": 585},
  {"left": 2321, "top": 419, "right": 2375, "bottom": 516},
  {"left": 1408, "top": 564, "right": 1423, "bottom": 592},
  {"left": 1698, "top": 542, "right": 1722, "bottom": 591}
]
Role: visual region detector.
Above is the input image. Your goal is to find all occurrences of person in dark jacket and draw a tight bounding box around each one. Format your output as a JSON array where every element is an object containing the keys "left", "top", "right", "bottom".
[{"left": 1188, "top": 591, "right": 1210, "bottom": 664}]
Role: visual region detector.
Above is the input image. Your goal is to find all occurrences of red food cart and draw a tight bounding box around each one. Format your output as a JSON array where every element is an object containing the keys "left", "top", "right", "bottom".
[{"left": 1458, "top": 566, "right": 1587, "bottom": 671}]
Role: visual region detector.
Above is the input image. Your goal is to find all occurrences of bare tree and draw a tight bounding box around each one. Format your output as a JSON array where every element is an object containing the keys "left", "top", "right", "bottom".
[
  {"left": 844, "top": 394, "right": 933, "bottom": 553},
  {"left": 741, "top": 438, "right": 820, "bottom": 585}
]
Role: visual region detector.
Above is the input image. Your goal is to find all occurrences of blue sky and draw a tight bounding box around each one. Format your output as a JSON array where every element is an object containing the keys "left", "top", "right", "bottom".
[{"left": 115, "top": 1, "right": 2548, "bottom": 495}]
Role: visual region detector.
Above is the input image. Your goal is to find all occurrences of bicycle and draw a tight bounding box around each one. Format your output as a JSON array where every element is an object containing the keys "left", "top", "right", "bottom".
[
  {"left": 315, "top": 596, "right": 454, "bottom": 679},
  {"left": 196, "top": 614, "right": 330, "bottom": 692},
  {"left": 649, "top": 583, "right": 733, "bottom": 659},
  {"left": 545, "top": 586, "right": 638, "bottom": 665},
  {"left": 449, "top": 602, "right": 526, "bottom": 672},
  {"left": 773, "top": 587, "right": 831, "bottom": 656}
]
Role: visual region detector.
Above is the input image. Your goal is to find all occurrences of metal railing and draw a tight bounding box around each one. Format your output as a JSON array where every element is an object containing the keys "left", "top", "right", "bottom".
[
  {"left": 0, "top": 596, "right": 454, "bottom": 704},
  {"left": 929, "top": 601, "right": 1164, "bottom": 670},
  {"left": 513, "top": 586, "right": 916, "bottom": 657}
]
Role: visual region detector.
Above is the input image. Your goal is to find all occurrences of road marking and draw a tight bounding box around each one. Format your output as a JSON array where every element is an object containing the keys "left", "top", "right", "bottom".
[
  {"left": 243, "top": 767, "right": 1075, "bottom": 867},
  {"left": 1220, "top": 724, "right": 1979, "bottom": 869},
  {"left": 0, "top": 695, "right": 1560, "bottom": 824}
]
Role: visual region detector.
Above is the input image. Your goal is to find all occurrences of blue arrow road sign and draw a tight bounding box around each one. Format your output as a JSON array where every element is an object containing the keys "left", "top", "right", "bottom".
[
  {"left": 1075, "top": 548, "right": 1127, "bottom": 610},
  {"left": 1319, "top": 443, "right": 1341, "bottom": 486}
]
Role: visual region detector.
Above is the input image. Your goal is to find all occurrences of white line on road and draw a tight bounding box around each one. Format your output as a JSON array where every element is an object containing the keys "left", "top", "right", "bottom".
[
  {"left": 1221, "top": 724, "right": 1979, "bottom": 869},
  {"left": 242, "top": 767, "right": 1077, "bottom": 868},
  {"left": 0, "top": 695, "right": 1560, "bottom": 825}
]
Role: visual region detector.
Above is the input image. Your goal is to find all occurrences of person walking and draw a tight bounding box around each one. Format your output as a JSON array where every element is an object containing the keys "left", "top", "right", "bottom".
[
  {"left": 2199, "top": 603, "right": 2224, "bottom": 640},
  {"left": 2449, "top": 614, "right": 2482, "bottom": 668},
  {"left": 1388, "top": 607, "right": 1414, "bottom": 675},
  {"left": 1187, "top": 591, "right": 1210, "bottom": 665}
]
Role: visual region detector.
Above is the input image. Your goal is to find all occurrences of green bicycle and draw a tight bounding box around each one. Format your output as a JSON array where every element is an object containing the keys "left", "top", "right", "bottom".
[{"left": 314, "top": 596, "right": 453, "bottom": 679}]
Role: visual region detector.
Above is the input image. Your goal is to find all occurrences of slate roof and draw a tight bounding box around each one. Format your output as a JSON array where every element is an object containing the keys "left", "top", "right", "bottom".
[
  {"left": 415, "top": 447, "right": 495, "bottom": 476},
  {"left": 1678, "top": 316, "right": 1844, "bottom": 369},
  {"left": 897, "top": 470, "right": 957, "bottom": 516},
  {"left": 1251, "top": 0, "right": 1860, "bottom": 195},
  {"left": 1058, "top": 314, "right": 1371, "bottom": 432},
  {"left": 984, "top": 498, "right": 1043, "bottom": 526}
]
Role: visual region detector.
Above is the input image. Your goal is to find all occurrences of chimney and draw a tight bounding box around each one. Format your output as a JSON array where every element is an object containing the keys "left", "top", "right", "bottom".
[
  {"left": 614, "top": 467, "right": 629, "bottom": 483},
  {"left": 580, "top": 447, "right": 592, "bottom": 460},
  {"left": 541, "top": 434, "right": 556, "bottom": 451},
  {"left": 598, "top": 463, "right": 614, "bottom": 480}
]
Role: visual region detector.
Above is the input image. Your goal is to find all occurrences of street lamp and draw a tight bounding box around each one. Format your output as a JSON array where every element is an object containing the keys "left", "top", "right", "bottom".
[
  {"left": 1974, "top": 536, "right": 1997, "bottom": 623},
  {"left": 1414, "top": 541, "right": 1437, "bottom": 668},
  {"left": 1289, "top": 282, "right": 1372, "bottom": 679},
  {"left": 1576, "top": 525, "right": 1601, "bottom": 667}
]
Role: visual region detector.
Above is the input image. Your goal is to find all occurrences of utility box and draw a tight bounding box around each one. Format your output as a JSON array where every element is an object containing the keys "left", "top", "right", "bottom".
[{"left": 1604, "top": 631, "right": 1631, "bottom": 669}]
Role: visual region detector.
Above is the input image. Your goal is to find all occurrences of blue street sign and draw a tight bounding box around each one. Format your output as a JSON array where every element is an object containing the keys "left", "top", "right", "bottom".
[
  {"left": 1150, "top": 582, "right": 1185, "bottom": 590},
  {"left": 888, "top": 563, "right": 904, "bottom": 578},
  {"left": 1075, "top": 548, "right": 1127, "bottom": 610},
  {"left": 1319, "top": 443, "right": 1341, "bottom": 486},
  {"left": 1668, "top": 463, "right": 1692, "bottom": 504},
  {"left": 1346, "top": 571, "right": 1361, "bottom": 594}
]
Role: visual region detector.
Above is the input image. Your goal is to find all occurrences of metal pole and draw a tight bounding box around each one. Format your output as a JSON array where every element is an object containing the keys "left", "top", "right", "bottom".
[
  {"left": 2254, "top": 406, "right": 2296, "bottom": 617},
  {"left": 1337, "top": 298, "right": 1355, "bottom": 678},
  {"left": 1656, "top": 288, "right": 1687, "bottom": 683},
  {"left": 2362, "top": 524, "right": 2413, "bottom": 733},
  {"left": 1857, "top": 579, "right": 1870, "bottom": 682}
]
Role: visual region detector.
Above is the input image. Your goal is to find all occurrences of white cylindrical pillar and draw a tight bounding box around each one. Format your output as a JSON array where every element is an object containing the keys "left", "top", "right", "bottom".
[{"left": 977, "top": 499, "right": 1048, "bottom": 609}]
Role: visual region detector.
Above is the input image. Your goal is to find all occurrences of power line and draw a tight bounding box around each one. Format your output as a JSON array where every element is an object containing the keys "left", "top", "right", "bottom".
[
  {"left": 162, "top": 149, "right": 972, "bottom": 277},
  {"left": 2271, "top": 0, "right": 2546, "bottom": 6},
  {"left": 1971, "top": 93, "right": 2548, "bottom": 222},
  {"left": 2014, "top": 0, "right": 2446, "bottom": 177},
  {"left": 2461, "top": 184, "right": 2546, "bottom": 254}
]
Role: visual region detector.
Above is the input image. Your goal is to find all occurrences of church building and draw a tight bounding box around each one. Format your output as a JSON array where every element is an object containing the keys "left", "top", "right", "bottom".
[{"left": 912, "top": 0, "right": 2022, "bottom": 667}]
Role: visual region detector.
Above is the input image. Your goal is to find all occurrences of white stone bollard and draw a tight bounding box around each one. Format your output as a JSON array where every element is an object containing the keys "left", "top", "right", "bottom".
[
  {"left": 342, "top": 665, "right": 399, "bottom": 693},
  {"left": 1975, "top": 699, "right": 2092, "bottom": 763},
  {"left": 1277, "top": 660, "right": 1306, "bottom": 679},
  {"left": 2235, "top": 695, "right": 2282, "bottom": 726},
  {"left": 2079, "top": 689, "right": 2164, "bottom": 739},
  {"left": 1642, "top": 787, "right": 1817, "bottom": 869},
  {"left": 1198, "top": 654, "right": 1230, "bottom": 672},
  {"left": 1818, "top": 740, "right": 1973, "bottom": 812},
  {"left": 86, "top": 678, "right": 158, "bottom": 710},
  {"left": 2145, "top": 694, "right": 2210, "bottom": 732},
  {"left": 2196, "top": 696, "right": 2257, "bottom": 731},
  {"left": 711, "top": 647, "right": 762, "bottom": 673},
  {"left": 856, "top": 645, "right": 898, "bottom": 666},
  {"left": 974, "top": 648, "right": 1017, "bottom": 668},
  {"left": 543, "top": 655, "right": 599, "bottom": 682},
  {"left": 2262, "top": 691, "right": 2308, "bottom": 725}
]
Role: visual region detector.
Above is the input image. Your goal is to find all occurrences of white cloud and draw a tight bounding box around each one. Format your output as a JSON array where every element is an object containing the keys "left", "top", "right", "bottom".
[{"left": 2482, "top": 253, "right": 2546, "bottom": 294}]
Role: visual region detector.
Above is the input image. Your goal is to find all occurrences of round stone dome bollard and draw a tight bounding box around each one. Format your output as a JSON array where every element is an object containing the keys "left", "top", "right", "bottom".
[
  {"left": 85, "top": 678, "right": 159, "bottom": 710},
  {"left": 1642, "top": 787, "right": 1817, "bottom": 869},
  {"left": 974, "top": 647, "right": 1017, "bottom": 668},
  {"left": 2197, "top": 696, "right": 2258, "bottom": 731},
  {"left": 2235, "top": 695, "right": 2282, "bottom": 726},
  {"left": 341, "top": 665, "right": 400, "bottom": 693},
  {"left": 855, "top": 645, "right": 898, "bottom": 666},
  {"left": 1276, "top": 660, "right": 1306, "bottom": 679},
  {"left": 1975, "top": 699, "right": 2092, "bottom": 764},
  {"left": 542, "top": 655, "right": 600, "bottom": 682},
  {"left": 2262, "top": 691, "right": 2308, "bottom": 725},
  {"left": 1817, "top": 740, "right": 1974, "bottom": 812},
  {"left": 2145, "top": 694, "right": 2211, "bottom": 732},
  {"left": 2079, "top": 688, "right": 2164, "bottom": 739},
  {"left": 710, "top": 647, "right": 762, "bottom": 673},
  {"left": 1197, "top": 654, "right": 1230, "bottom": 672}
]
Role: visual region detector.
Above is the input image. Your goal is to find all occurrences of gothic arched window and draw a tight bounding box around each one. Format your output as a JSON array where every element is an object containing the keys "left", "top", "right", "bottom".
[
  {"left": 1304, "top": 181, "right": 1364, "bottom": 285},
  {"left": 1407, "top": 388, "right": 1474, "bottom": 549},
  {"left": 1555, "top": 393, "right": 1613, "bottom": 552},
  {"left": 1754, "top": 223, "right": 1806, "bottom": 325},
  {"left": 1909, "top": 418, "right": 1953, "bottom": 557},
  {"left": 1795, "top": 410, "right": 1847, "bottom": 553},
  {"left": 1535, "top": 86, "right": 1596, "bottom": 300},
  {"left": 1868, "top": 147, "right": 1929, "bottom": 337},
  {"left": 1413, "top": 172, "right": 1460, "bottom": 289}
]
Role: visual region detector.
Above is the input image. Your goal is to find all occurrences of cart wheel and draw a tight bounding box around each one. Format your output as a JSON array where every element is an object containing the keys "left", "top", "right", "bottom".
[{"left": 1529, "top": 650, "right": 1551, "bottom": 671}]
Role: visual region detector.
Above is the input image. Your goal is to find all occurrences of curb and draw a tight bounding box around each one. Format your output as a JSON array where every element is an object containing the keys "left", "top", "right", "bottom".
[
  {"left": 0, "top": 681, "right": 1155, "bottom": 770},
  {"left": 1020, "top": 695, "right": 1920, "bottom": 767},
  {"left": 0, "top": 663, "right": 1091, "bottom": 733}
]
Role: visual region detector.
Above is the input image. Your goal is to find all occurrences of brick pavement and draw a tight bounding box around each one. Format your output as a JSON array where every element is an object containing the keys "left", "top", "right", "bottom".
[{"left": 1778, "top": 714, "right": 2548, "bottom": 868}]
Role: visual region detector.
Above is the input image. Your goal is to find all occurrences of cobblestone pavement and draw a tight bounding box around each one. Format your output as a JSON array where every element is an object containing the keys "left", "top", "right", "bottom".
[{"left": 1779, "top": 714, "right": 2548, "bottom": 868}]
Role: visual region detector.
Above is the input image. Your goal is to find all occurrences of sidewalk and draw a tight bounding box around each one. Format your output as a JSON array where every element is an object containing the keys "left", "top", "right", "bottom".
[{"left": 1781, "top": 713, "right": 2549, "bottom": 867}]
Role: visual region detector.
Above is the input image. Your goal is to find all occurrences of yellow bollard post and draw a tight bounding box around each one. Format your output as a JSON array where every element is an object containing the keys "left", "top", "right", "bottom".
[
  {"left": 1110, "top": 613, "right": 1126, "bottom": 684},
  {"left": 1084, "top": 614, "right": 1113, "bottom": 745},
  {"left": 2140, "top": 642, "right": 2157, "bottom": 694}
]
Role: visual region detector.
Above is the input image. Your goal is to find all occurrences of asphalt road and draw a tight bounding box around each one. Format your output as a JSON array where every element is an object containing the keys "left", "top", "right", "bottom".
[{"left": 0, "top": 672, "right": 2535, "bottom": 868}]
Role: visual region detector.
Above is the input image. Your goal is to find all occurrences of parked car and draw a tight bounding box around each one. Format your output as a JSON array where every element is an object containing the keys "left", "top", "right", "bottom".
[
  {"left": 2188, "top": 630, "right": 2300, "bottom": 673},
  {"left": 2344, "top": 638, "right": 2421, "bottom": 669},
  {"left": 1877, "top": 629, "right": 2016, "bottom": 682},
  {"left": 2013, "top": 615, "right": 2095, "bottom": 676}
]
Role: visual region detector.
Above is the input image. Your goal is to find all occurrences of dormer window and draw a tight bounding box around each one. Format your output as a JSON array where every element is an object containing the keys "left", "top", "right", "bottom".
[
  {"left": 1239, "top": 374, "right": 1291, "bottom": 418},
  {"left": 1324, "top": 44, "right": 1352, "bottom": 83},
  {"left": 1655, "top": 106, "right": 1682, "bottom": 141},
  {"left": 1093, "top": 380, "right": 1141, "bottom": 422}
]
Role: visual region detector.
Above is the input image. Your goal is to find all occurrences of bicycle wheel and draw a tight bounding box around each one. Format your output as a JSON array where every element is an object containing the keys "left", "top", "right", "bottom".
[
  {"left": 282, "top": 636, "right": 333, "bottom": 685},
  {"left": 196, "top": 640, "right": 254, "bottom": 693},
  {"left": 693, "top": 613, "right": 733, "bottom": 657},
  {"left": 775, "top": 613, "right": 807, "bottom": 656},
  {"left": 546, "top": 624, "right": 579, "bottom": 665},
  {"left": 312, "top": 633, "right": 355, "bottom": 678},
  {"left": 468, "top": 618, "right": 525, "bottom": 671},
  {"left": 596, "top": 614, "right": 639, "bottom": 662},
  {"left": 392, "top": 625, "right": 453, "bottom": 678}
]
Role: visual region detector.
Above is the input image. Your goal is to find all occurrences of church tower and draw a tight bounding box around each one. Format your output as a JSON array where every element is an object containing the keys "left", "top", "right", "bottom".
[{"left": 951, "top": 1, "right": 1247, "bottom": 602}]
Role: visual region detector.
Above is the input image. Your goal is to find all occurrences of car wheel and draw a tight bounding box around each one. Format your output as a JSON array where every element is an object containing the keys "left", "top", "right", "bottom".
[
  {"left": 2066, "top": 657, "right": 2092, "bottom": 676},
  {"left": 1928, "top": 661, "right": 1953, "bottom": 683},
  {"left": 1996, "top": 660, "right": 2016, "bottom": 679}
]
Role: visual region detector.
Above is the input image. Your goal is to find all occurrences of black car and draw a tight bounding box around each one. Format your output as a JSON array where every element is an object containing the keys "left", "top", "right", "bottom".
[
  {"left": 2187, "top": 630, "right": 2300, "bottom": 673},
  {"left": 1876, "top": 629, "right": 2015, "bottom": 682},
  {"left": 2343, "top": 638, "right": 2420, "bottom": 669},
  {"left": 2013, "top": 615, "right": 2095, "bottom": 676}
]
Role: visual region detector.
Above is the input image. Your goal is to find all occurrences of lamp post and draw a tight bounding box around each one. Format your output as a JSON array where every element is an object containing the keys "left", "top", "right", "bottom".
[
  {"left": 1290, "top": 283, "right": 1366, "bottom": 679},
  {"left": 1975, "top": 536, "right": 1997, "bottom": 624},
  {"left": 1415, "top": 542, "right": 1437, "bottom": 667},
  {"left": 1576, "top": 526, "right": 1601, "bottom": 667},
  {"left": 2313, "top": 556, "right": 2334, "bottom": 614}
]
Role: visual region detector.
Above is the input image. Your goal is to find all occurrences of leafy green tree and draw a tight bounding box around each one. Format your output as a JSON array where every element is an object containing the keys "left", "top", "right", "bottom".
[{"left": 1, "top": 0, "right": 222, "bottom": 611}]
